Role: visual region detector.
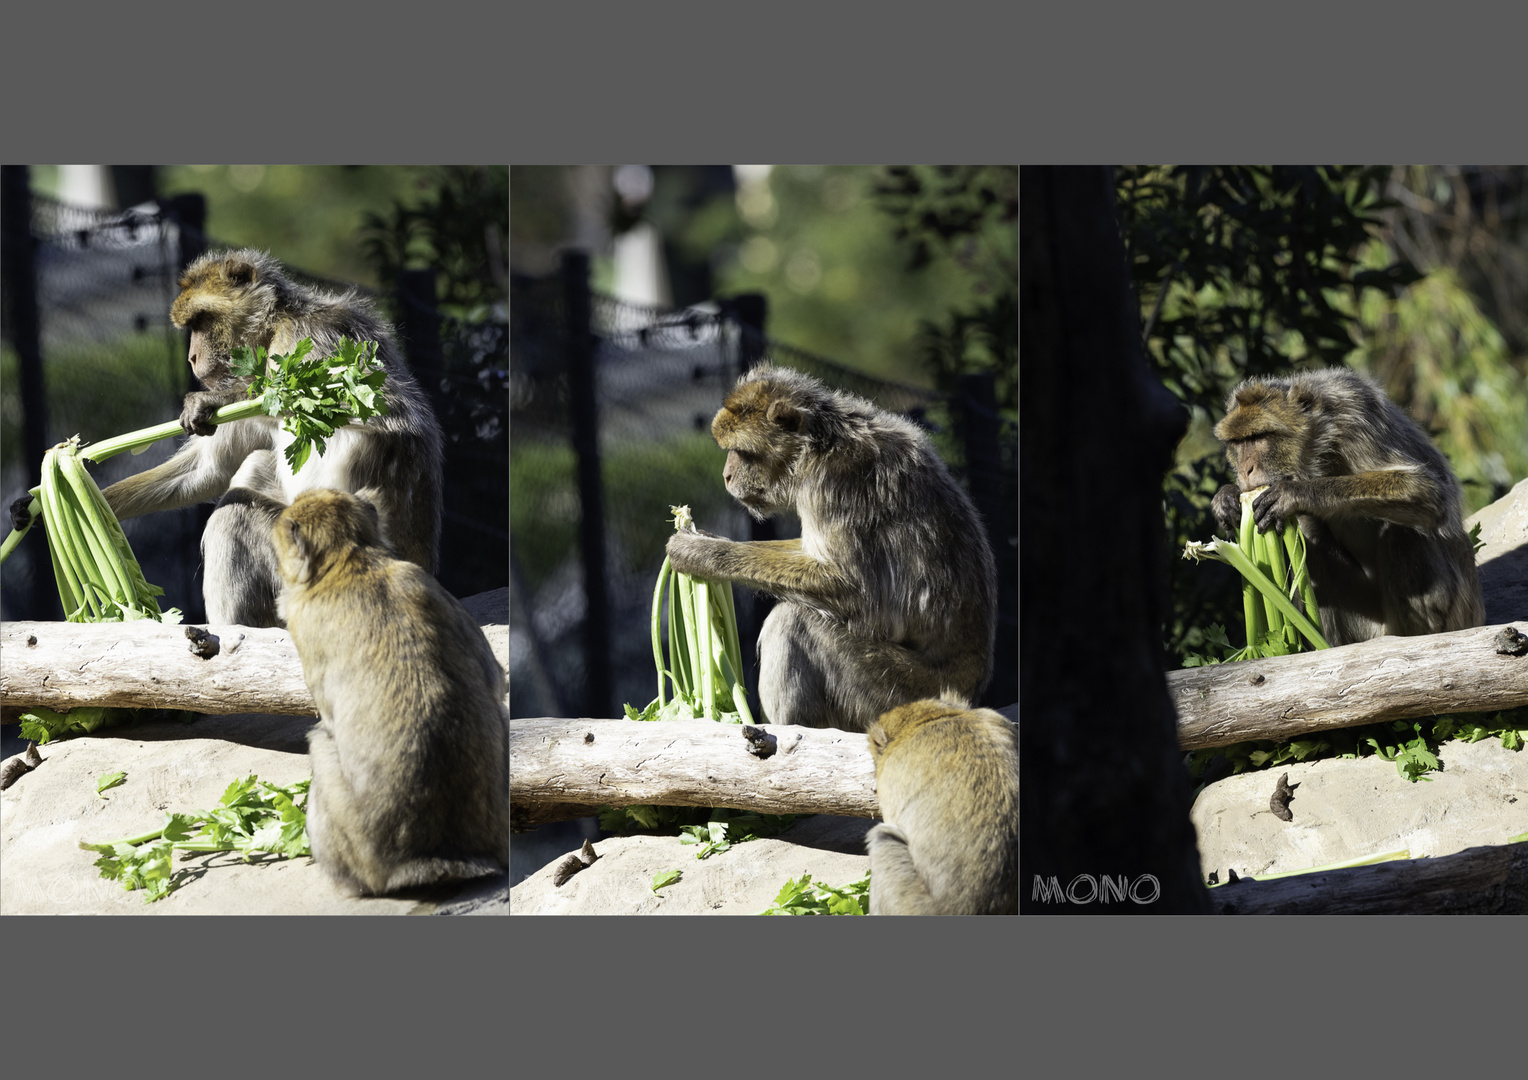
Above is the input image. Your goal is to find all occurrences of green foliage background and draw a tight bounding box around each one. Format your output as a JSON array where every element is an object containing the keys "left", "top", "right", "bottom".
[{"left": 1120, "top": 166, "right": 1528, "bottom": 664}]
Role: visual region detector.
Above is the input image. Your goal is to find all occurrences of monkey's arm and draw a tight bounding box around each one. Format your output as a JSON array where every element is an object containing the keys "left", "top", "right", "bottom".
[
  {"left": 102, "top": 421, "right": 275, "bottom": 521},
  {"left": 1253, "top": 469, "right": 1445, "bottom": 533},
  {"left": 866, "top": 823, "right": 940, "bottom": 916},
  {"left": 666, "top": 532, "right": 852, "bottom": 609}
]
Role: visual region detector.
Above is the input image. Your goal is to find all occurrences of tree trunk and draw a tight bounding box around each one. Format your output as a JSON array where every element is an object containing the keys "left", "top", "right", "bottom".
[{"left": 1019, "top": 166, "right": 1211, "bottom": 913}]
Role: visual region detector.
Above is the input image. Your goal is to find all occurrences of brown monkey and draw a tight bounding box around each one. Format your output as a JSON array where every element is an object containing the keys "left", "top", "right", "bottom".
[
  {"left": 865, "top": 696, "right": 1018, "bottom": 916},
  {"left": 1212, "top": 367, "right": 1484, "bottom": 646},
  {"left": 665, "top": 363, "right": 997, "bottom": 733},
  {"left": 101, "top": 249, "right": 444, "bottom": 627},
  {"left": 273, "top": 488, "right": 507, "bottom": 897}
]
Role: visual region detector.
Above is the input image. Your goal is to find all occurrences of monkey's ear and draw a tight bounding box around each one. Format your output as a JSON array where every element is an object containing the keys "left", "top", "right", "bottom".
[
  {"left": 1289, "top": 384, "right": 1321, "bottom": 412},
  {"left": 284, "top": 519, "right": 315, "bottom": 584},
  {"left": 766, "top": 399, "right": 804, "bottom": 433},
  {"left": 867, "top": 722, "right": 890, "bottom": 757},
  {"left": 224, "top": 257, "right": 257, "bottom": 288}
]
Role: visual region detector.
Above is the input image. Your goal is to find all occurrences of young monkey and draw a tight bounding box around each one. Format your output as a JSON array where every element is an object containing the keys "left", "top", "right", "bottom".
[
  {"left": 865, "top": 696, "right": 1018, "bottom": 915},
  {"left": 273, "top": 488, "right": 507, "bottom": 896}
]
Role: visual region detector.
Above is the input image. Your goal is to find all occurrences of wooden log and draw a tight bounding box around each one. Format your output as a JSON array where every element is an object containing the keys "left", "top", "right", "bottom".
[
  {"left": 1169, "top": 622, "right": 1528, "bottom": 751},
  {"left": 1, "top": 621, "right": 314, "bottom": 715},
  {"left": 510, "top": 717, "right": 879, "bottom": 826},
  {"left": 0, "top": 613, "right": 509, "bottom": 718},
  {"left": 1209, "top": 843, "right": 1528, "bottom": 915}
]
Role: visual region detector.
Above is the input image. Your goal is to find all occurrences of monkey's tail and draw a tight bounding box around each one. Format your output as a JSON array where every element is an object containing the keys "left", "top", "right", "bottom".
[{"left": 382, "top": 855, "right": 507, "bottom": 893}]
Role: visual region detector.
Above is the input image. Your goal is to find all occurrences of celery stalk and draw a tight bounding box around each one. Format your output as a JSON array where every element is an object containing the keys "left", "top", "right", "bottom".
[{"left": 651, "top": 557, "right": 673, "bottom": 707}]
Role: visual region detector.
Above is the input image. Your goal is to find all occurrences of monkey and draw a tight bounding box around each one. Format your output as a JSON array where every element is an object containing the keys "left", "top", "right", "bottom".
[
  {"left": 273, "top": 488, "right": 507, "bottom": 897},
  {"left": 665, "top": 363, "right": 997, "bottom": 733},
  {"left": 98, "top": 248, "right": 444, "bottom": 628},
  {"left": 864, "top": 696, "right": 1018, "bottom": 915},
  {"left": 1211, "top": 366, "right": 1484, "bottom": 646}
]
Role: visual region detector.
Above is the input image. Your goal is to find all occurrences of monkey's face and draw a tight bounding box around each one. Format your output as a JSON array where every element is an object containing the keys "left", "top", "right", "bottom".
[
  {"left": 711, "top": 377, "right": 809, "bottom": 521},
  {"left": 1214, "top": 383, "right": 1312, "bottom": 491},
  {"left": 720, "top": 447, "right": 798, "bottom": 520},
  {"left": 170, "top": 253, "right": 273, "bottom": 387}
]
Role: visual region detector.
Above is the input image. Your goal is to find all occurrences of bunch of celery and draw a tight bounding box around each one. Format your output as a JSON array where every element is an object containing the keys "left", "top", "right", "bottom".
[
  {"left": 29, "top": 436, "right": 174, "bottom": 624},
  {"left": 625, "top": 505, "right": 755, "bottom": 725},
  {"left": 1183, "top": 487, "right": 1328, "bottom": 659}
]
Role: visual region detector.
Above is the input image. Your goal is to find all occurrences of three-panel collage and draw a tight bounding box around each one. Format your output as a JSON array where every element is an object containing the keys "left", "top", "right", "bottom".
[{"left": 2, "top": 165, "right": 1524, "bottom": 917}]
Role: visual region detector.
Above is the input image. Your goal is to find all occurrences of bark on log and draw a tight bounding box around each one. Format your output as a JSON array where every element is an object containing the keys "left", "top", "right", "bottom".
[
  {"left": 1, "top": 621, "right": 315, "bottom": 715},
  {"left": 1170, "top": 622, "right": 1528, "bottom": 751},
  {"left": 1210, "top": 843, "right": 1528, "bottom": 915},
  {"left": 1, "top": 613, "right": 510, "bottom": 717},
  {"left": 510, "top": 717, "right": 879, "bottom": 826}
]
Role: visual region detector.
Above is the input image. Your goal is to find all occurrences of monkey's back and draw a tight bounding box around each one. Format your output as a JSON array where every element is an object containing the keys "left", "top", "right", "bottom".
[
  {"left": 802, "top": 404, "right": 998, "bottom": 695},
  {"left": 286, "top": 557, "right": 508, "bottom": 891},
  {"left": 870, "top": 705, "right": 1018, "bottom": 915}
]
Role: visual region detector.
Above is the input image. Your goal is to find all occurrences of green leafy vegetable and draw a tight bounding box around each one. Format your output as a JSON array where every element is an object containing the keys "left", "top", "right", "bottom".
[
  {"left": 96, "top": 771, "right": 127, "bottom": 797},
  {"left": 1189, "top": 706, "right": 1528, "bottom": 786},
  {"left": 676, "top": 810, "right": 800, "bottom": 859},
  {"left": 759, "top": 872, "right": 871, "bottom": 916},
  {"left": 229, "top": 336, "right": 389, "bottom": 473},
  {"left": 652, "top": 870, "right": 682, "bottom": 892},
  {"left": 79, "top": 773, "right": 311, "bottom": 903}
]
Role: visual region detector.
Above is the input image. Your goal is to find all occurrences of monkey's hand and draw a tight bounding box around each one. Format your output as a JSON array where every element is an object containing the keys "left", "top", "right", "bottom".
[
  {"left": 1251, "top": 482, "right": 1304, "bottom": 533},
  {"left": 666, "top": 530, "right": 733, "bottom": 580},
  {"left": 1211, "top": 484, "right": 1243, "bottom": 537},
  {"left": 10, "top": 494, "right": 37, "bottom": 532},
  {"left": 180, "top": 388, "right": 245, "bottom": 437}
]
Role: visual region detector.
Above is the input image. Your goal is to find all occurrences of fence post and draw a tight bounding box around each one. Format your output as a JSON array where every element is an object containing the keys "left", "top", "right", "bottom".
[
  {"left": 165, "top": 193, "right": 206, "bottom": 396},
  {"left": 724, "top": 293, "right": 774, "bottom": 716},
  {"left": 1, "top": 166, "right": 54, "bottom": 618},
  {"left": 562, "top": 250, "right": 612, "bottom": 717},
  {"left": 733, "top": 292, "right": 767, "bottom": 373}
]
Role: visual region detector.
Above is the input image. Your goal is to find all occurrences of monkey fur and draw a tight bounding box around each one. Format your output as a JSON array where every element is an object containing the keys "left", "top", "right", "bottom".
[
  {"left": 865, "top": 696, "right": 1018, "bottom": 916},
  {"left": 101, "top": 249, "right": 444, "bottom": 627},
  {"left": 273, "top": 489, "right": 507, "bottom": 897},
  {"left": 665, "top": 364, "right": 997, "bottom": 733},
  {"left": 1211, "top": 367, "right": 1484, "bottom": 646}
]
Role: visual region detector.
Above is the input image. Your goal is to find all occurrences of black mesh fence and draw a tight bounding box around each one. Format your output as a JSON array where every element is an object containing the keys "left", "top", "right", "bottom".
[
  {"left": 509, "top": 254, "right": 1015, "bottom": 722},
  {"left": 1, "top": 185, "right": 506, "bottom": 625}
]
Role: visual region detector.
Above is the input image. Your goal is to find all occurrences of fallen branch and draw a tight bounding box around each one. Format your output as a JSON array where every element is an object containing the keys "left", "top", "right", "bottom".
[
  {"left": 1, "top": 621, "right": 313, "bottom": 715},
  {"left": 1210, "top": 842, "right": 1528, "bottom": 914},
  {"left": 0, "top": 617, "right": 508, "bottom": 717},
  {"left": 1170, "top": 622, "right": 1528, "bottom": 751},
  {"left": 510, "top": 717, "right": 879, "bottom": 826}
]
